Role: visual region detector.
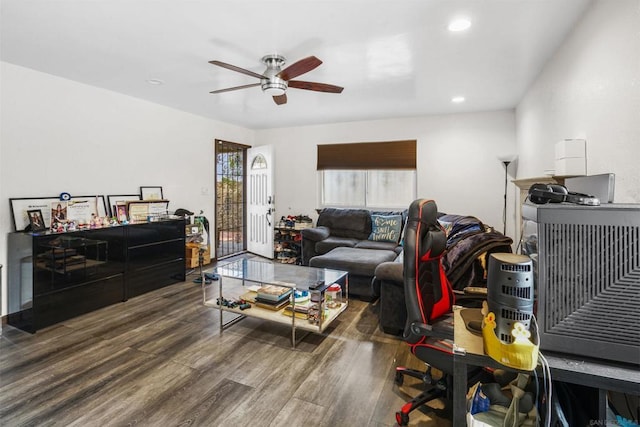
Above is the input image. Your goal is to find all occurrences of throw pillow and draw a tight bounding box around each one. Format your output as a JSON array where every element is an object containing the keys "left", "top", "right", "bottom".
[{"left": 369, "top": 214, "right": 403, "bottom": 243}]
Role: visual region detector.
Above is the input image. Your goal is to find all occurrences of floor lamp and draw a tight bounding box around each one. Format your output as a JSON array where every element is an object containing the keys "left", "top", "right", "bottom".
[{"left": 499, "top": 155, "right": 517, "bottom": 236}]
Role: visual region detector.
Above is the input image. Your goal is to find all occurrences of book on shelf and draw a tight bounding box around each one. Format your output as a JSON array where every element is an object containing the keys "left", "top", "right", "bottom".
[
  {"left": 256, "top": 285, "right": 292, "bottom": 302},
  {"left": 290, "top": 300, "right": 312, "bottom": 312},
  {"left": 254, "top": 298, "right": 290, "bottom": 311},
  {"left": 283, "top": 300, "right": 312, "bottom": 317},
  {"left": 282, "top": 308, "right": 309, "bottom": 319},
  {"left": 240, "top": 291, "right": 257, "bottom": 303},
  {"left": 255, "top": 294, "right": 291, "bottom": 305}
]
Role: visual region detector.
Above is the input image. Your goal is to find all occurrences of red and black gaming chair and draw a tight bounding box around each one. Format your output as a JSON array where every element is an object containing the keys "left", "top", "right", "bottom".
[{"left": 394, "top": 199, "right": 459, "bottom": 426}]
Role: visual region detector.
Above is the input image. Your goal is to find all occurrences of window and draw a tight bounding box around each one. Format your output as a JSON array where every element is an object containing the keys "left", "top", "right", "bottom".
[
  {"left": 317, "top": 140, "right": 417, "bottom": 209},
  {"left": 251, "top": 154, "right": 267, "bottom": 170},
  {"left": 321, "top": 169, "right": 416, "bottom": 208},
  {"left": 321, "top": 170, "right": 366, "bottom": 206}
]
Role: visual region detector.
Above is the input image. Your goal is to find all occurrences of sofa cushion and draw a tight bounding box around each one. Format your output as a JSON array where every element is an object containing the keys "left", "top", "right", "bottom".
[
  {"left": 316, "top": 208, "right": 372, "bottom": 240},
  {"left": 355, "top": 240, "right": 398, "bottom": 251},
  {"left": 316, "top": 236, "right": 359, "bottom": 254},
  {"left": 368, "top": 214, "right": 403, "bottom": 243},
  {"left": 301, "top": 226, "right": 330, "bottom": 242},
  {"left": 309, "top": 247, "right": 397, "bottom": 277}
]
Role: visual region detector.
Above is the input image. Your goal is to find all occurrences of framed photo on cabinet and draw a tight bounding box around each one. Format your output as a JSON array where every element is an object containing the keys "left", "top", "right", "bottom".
[
  {"left": 140, "top": 186, "right": 164, "bottom": 201},
  {"left": 27, "top": 209, "right": 46, "bottom": 231},
  {"left": 10, "top": 195, "right": 107, "bottom": 231},
  {"left": 107, "top": 194, "right": 141, "bottom": 217}
]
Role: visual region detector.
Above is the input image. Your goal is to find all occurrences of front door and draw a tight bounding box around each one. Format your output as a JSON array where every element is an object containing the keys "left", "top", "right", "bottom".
[{"left": 247, "top": 145, "right": 275, "bottom": 259}]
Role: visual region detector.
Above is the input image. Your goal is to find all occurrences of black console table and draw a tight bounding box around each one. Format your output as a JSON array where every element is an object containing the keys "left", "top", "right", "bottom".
[
  {"left": 6, "top": 219, "right": 185, "bottom": 333},
  {"left": 452, "top": 308, "right": 640, "bottom": 425}
]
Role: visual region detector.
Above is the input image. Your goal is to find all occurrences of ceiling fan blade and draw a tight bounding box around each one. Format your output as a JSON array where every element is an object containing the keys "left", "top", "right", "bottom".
[
  {"left": 210, "top": 83, "right": 261, "bottom": 94},
  {"left": 273, "top": 94, "right": 287, "bottom": 105},
  {"left": 288, "top": 80, "right": 344, "bottom": 93},
  {"left": 208, "top": 60, "right": 266, "bottom": 80},
  {"left": 278, "top": 56, "right": 322, "bottom": 81}
]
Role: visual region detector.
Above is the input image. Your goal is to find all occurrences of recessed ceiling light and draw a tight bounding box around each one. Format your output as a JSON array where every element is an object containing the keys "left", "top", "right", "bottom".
[
  {"left": 452, "top": 96, "right": 466, "bottom": 103},
  {"left": 448, "top": 18, "right": 471, "bottom": 32},
  {"left": 146, "top": 78, "right": 164, "bottom": 85}
]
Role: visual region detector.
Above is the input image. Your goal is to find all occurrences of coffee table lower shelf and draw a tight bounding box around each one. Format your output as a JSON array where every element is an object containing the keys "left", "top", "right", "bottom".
[
  {"left": 204, "top": 298, "right": 348, "bottom": 348},
  {"left": 202, "top": 258, "right": 349, "bottom": 349}
]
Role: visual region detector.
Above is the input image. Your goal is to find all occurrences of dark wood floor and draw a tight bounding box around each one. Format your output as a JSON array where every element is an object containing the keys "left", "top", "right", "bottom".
[{"left": 0, "top": 259, "right": 452, "bottom": 427}]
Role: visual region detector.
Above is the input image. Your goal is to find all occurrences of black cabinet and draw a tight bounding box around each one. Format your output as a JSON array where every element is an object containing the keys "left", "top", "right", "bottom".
[
  {"left": 7, "top": 219, "right": 185, "bottom": 333},
  {"left": 125, "top": 221, "right": 186, "bottom": 298}
]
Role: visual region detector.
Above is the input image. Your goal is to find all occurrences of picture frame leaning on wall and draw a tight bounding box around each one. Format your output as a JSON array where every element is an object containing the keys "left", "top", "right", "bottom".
[
  {"left": 10, "top": 196, "right": 108, "bottom": 231},
  {"left": 107, "top": 194, "right": 141, "bottom": 217},
  {"left": 27, "top": 209, "right": 46, "bottom": 231},
  {"left": 140, "top": 186, "right": 164, "bottom": 201}
]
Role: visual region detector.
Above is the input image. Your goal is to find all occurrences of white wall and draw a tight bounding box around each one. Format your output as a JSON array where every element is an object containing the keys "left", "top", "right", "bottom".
[
  {"left": 256, "top": 110, "right": 517, "bottom": 234},
  {"left": 516, "top": 0, "right": 640, "bottom": 202},
  {"left": 0, "top": 62, "right": 255, "bottom": 316}
]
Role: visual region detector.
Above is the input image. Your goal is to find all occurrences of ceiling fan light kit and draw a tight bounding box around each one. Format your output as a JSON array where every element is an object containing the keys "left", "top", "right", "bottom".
[
  {"left": 209, "top": 53, "right": 343, "bottom": 105},
  {"left": 260, "top": 54, "right": 288, "bottom": 96}
]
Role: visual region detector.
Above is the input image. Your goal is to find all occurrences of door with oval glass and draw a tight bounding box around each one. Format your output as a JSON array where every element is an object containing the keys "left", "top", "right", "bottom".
[{"left": 247, "top": 145, "right": 274, "bottom": 259}]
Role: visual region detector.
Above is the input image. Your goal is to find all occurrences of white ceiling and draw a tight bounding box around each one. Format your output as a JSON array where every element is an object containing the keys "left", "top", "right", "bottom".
[{"left": 1, "top": 0, "right": 591, "bottom": 130}]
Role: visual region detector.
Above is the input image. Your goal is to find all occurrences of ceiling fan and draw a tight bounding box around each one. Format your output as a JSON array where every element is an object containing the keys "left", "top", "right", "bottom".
[{"left": 208, "top": 54, "right": 344, "bottom": 105}]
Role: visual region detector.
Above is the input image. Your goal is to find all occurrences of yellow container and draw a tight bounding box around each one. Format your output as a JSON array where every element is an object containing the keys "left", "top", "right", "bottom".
[{"left": 482, "top": 311, "right": 539, "bottom": 371}]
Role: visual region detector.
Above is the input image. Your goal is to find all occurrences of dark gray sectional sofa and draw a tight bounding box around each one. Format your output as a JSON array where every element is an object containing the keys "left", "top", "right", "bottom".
[
  {"left": 301, "top": 207, "right": 407, "bottom": 301},
  {"left": 302, "top": 208, "right": 513, "bottom": 335}
]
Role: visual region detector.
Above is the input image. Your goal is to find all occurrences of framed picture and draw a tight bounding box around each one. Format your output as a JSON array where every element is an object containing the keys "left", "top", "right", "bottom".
[
  {"left": 115, "top": 203, "right": 128, "bottom": 223},
  {"left": 148, "top": 200, "right": 169, "bottom": 216},
  {"left": 127, "top": 200, "right": 150, "bottom": 222},
  {"left": 140, "top": 186, "right": 164, "bottom": 201},
  {"left": 10, "top": 195, "right": 108, "bottom": 231},
  {"left": 10, "top": 197, "right": 56, "bottom": 231},
  {"left": 51, "top": 201, "right": 68, "bottom": 223},
  {"left": 127, "top": 200, "right": 169, "bottom": 222},
  {"left": 65, "top": 196, "right": 108, "bottom": 225},
  {"left": 27, "top": 209, "right": 46, "bottom": 231},
  {"left": 107, "top": 194, "right": 141, "bottom": 217}
]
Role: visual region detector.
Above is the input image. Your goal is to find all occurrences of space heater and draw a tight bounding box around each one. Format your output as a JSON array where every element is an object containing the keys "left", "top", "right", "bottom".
[
  {"left": 522, "top": 202, "right": 640, "bottom": 365},
  {"left": 486, "top": 253, "right": 535, "bottom": 344}
]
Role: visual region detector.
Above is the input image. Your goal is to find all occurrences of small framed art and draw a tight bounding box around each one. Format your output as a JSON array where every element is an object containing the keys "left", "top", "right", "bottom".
[
  {"left": 115, "top": 203, "right": 128, "bottom": 223},
  {"left": 27, "top": 209, "right": 46, "bottom": 231},
  {"left": 140, "top": 186, "right": 163, "bottom": 201},
  {"left": 107, "top": 194, "right": 140, "bottom": 217}
]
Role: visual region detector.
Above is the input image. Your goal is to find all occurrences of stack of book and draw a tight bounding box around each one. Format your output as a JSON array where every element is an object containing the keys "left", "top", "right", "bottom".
[
  {"left": 255, "top": 285, "right": 292, "bottom": 310},
  {"left": 283, "top": 300, "right": 312, "bottom": 319}
]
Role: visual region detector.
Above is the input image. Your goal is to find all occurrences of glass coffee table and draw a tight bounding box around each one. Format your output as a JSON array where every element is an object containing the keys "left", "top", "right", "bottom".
[{"left": 202, "top": 258, "right": 349, "bottom": 348}]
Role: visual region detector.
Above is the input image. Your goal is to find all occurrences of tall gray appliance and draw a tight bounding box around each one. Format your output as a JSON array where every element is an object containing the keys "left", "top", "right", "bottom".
[{"left": 521, "top": 202, "right": 640, "bottom": 365}]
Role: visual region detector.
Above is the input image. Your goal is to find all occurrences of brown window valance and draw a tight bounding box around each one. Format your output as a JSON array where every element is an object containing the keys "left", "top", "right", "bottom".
[{"left": 317, "top": 140, "right": 416, "bottom": 170}]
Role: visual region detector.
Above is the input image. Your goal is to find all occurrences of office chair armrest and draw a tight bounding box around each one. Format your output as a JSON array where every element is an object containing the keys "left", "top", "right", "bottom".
[
  {"left": 409, "top": 322, "right": 432, "bottom": 335},
  {"left": 409, "top": 319, "right": 454, "bottom": 341}
]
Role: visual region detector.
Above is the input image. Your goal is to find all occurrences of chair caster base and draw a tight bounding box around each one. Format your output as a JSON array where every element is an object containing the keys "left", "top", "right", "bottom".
[{"left": 395, "top": 410, "right": 409, "bottom": 426}]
